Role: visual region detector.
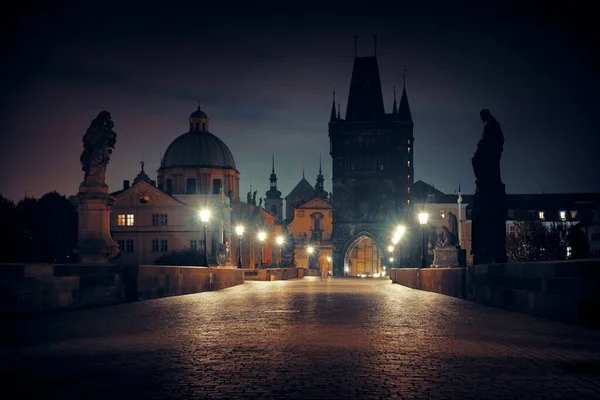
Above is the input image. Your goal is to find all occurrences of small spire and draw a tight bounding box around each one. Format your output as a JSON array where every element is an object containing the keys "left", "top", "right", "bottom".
[
  {"left": 272, "top": 152, "right": 275, "bottom": 173},
  {"left": 354, "top": 35, "right": 358, "bottom": 57},
  {"left": 337, "top": 101, "right": 340, "bottom": 119},
  {"left": 373, "top": 35, "right": 377, "bottom": 57},
  {"left": 319, "top": 153, "right": 322, "bottom": 174},
  {"left": 392, "top": 85, "right": 398, "bottom": 115},
  {"left": 141, "top": 160, "right": 145, "bottom": 172},
  {"left": 302, "top": 165, "right": 305, "bottom": 179},
  {"left": 330, "top": 86, "right": 336, "bottom": 121},
  {"left": 403, "top": 69, "right": 407, "bottom": 88},
  {"left": 197, "top": 101, "right": 201, "bottom": 111},
  {"left": 458, "top": 181, "right": 461, "bottom": 193}
]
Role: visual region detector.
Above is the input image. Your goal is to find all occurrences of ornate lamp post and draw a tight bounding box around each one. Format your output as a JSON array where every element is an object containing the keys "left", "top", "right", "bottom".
[
  {"left": 276, "top": 236, "right": 284, "bottom": 267},
  {"left": 307, "top": 246, "right": 314, "bottom": 269},
  {"left": 258, "top": 231, "right": 266, "bottom": 268},
  {"left": 418, "top": 212, "right": 429, "bottom": 268},
  {"left": 199, "top": 209, "right": 210, "bottom": 267},
  {"left": 236, "top": 225, "right": 244, "bottom": 269},
  {"left": 327, "top": 256, "right": 332, "bottom": 275}
]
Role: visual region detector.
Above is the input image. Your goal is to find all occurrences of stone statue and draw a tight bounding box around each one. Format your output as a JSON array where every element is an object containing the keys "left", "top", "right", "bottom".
[
  {"left": 252, "top": 190, "right": 257, "bottom": 204},
  {"left": 80, "top": 111, "right": 117, "bottom": 187},
  {"left": 259, "top": 197, "right": 263, "bottom": 208},
  {"left": 247, "top": 191, "right": 252, "bottom": 203},
  {"left": 472, "top": 109, "right": 504, "bottom": 191},
  {"left": 448, "top": 211, "right": 458, "bottom": 238},
  {"left": 435, "top": 212, "right": 459, "bottom": 249}
]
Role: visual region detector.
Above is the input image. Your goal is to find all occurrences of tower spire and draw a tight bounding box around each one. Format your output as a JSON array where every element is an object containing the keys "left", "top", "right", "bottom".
[
  {"left": 330, "top": 86, "right": 336, "bottom": 121},
  {"left": 266, "top": 152, "right": 281, "bottom": 199},
  {"left": 398, "top": 69, "right": 413, "bottom": 123},
  {"left": 315, "top": 153, "right": 326, "bottom": 199},
  {"left": 337, "top": 101, "right": 341, "bottom": 119},
  {"left": 354, "top": 35, "right": 358, "bottom": 57},
  {"left": 272, "top": 152, "right": 275, "bottom": 174}
]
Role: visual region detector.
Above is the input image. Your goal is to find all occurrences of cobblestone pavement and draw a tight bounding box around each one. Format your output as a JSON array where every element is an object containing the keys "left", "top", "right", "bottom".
[{"left": 2, "top": 277, "right": 600, "bottom": 399}]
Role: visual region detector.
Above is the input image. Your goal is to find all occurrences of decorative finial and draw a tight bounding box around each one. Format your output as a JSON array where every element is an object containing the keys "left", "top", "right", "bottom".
[
  {"left": 354, "top": 35, "right": 358, "bottom": 57},
  {"left": 337, "top": 101, "right": 340, "bottom": 119},
  {"left": 302, "top": 165, "right": 305, "bottom": 179},
  {"left": 197, "top": 101, "right": 201, "bottom": 111},
  {"left": 374, "top": 35, "right": 377, "bottom": 56},
  {"left": 272, "top": 152, "right": 275, "bottom": 173},
  {"left": 403, "top": 69, "right": 407, "bottom": 88},
  {"left": 141, "top": 160, "right": 145, "bottom": 171},
  {"left": 319, "top": 153, "right": 322, "bottom": 174}
]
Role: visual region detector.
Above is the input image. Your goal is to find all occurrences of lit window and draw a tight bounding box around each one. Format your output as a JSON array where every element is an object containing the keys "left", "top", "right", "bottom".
[
  {"left": 560, "top": 211, "right": 567, "bottom": 221},
  {"left": 407, "top": 147, "right": 411, "bottom": 153},
  {"left": 407, "top": 174, "right": 410, "bottom": 180},
  {"left": 126, "top": 214, "right": 134, "bottom": 226},
  {"left": 118, "top": 214, "right": 126, "bottom": 226},
  {"left": 407, "top": 161, "right": 411, "bottom": 167},
  {"left": 408, "top": 140, "right": 411, "bottom": 145},
  {"left": 440, "top": 210, "right": 445, "bottom": 219},
  {"left": 538, "top": 211, "right": 545, "bottom": 220},
  {"left": 407, "top": 199, "right": 411, "bottom": 205},
  {"left": 571, "top": 211, "right": 578, "bottom": 219},
  {"left": 407, "top": 187, "right": 411, "bottom": 193}
]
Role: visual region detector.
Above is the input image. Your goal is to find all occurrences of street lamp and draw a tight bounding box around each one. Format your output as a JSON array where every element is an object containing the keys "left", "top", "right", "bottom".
[
  {"left": 199, "top": 209, "right": 210, "bottom": 267},
  {"left": 276, "top": 236, "right": 284, "bottom": 267},
  {"left": 236, "top": 225, "right": 244, "bottom": 269},
  {"left": 418, "top": 212, "right": 429, "bottom": 268},
  {"left": 327, "top": 256, "right": 332, "bottom": 277},
  {"left": 307, "top": 246, "right": 314, "bottom": 269},
  {"left": 258, "top": 231, "right": 266, "bottom": 268}
]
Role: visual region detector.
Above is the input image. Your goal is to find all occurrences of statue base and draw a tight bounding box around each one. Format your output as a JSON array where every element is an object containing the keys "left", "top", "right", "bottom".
[
  {"left": 433, "top": 247, "right": 466, "bottom": 267},
  {"left": 471, "top": 183, "right": 508, "bottom": 265},
  {"left": 74, "top": 185, "right": 120, "bottom": 265}
]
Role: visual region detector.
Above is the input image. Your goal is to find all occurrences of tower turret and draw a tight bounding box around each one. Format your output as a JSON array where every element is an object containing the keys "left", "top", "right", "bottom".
[{"left": 264, "top": 154, "right": 283, "bottom": 221}]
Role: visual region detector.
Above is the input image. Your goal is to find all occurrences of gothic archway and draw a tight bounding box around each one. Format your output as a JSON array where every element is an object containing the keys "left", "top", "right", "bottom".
[{"left": 341, "top": 231, "right": 384, "bottom": 277}]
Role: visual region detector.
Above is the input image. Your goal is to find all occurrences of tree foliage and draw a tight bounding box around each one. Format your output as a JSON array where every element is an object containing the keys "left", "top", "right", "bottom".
[
  {"left": 0, "top": 192, "right": 77, "bottom": 263},
  {"left": 506, "top": 221, "right": 574, "bottom": 262}
]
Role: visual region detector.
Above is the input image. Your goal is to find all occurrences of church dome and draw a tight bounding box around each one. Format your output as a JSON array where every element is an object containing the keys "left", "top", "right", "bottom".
[
  {"left": 190, "top": 109, "right": 208, "bottom": 119},
  {"left": 161, "top": 131, "right": 237, "bottom": 169}
]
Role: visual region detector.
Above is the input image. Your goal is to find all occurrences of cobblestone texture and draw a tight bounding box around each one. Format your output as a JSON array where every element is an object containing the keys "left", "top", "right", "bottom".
[{"left": 2, "top": 277, "right": 600, "bottom": 399}]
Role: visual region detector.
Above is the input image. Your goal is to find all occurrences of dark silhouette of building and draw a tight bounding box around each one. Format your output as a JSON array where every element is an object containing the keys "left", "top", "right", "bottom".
[{"left": 329, "top": 46, "right": 413, "bottom": 276}]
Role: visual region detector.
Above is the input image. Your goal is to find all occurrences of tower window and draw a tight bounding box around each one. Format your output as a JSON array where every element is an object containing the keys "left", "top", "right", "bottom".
[
  {"left": 195, "top": 122, "right": 199, "bottom": 131},
  {"left": 407, "top": 161, "right": 411, "bottom": 167},
  {"left": 407, "top": 147, "right": 411, "bottom": 153},
  {"left": 538, "top": 211, "right": 545, "bottom": 220},
  {"left": 202, "top": 122, "right": 206, "bottom": 131},
  {"left": 213, "top": 179, "right": 222, "bottom": 194},
  {"left": 560, "top": 211, "right": 567, "bottom": 221}
]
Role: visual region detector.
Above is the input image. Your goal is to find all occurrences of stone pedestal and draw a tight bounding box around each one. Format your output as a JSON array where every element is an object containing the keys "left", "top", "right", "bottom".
[
  {"left": 471, "top": 183, "right": 508, "bottom": 265},
  {"left": 74, "top": 185, "right": 120, "bottom": 265},
  {"left": 433, "top": 247, "right": 466, "bottom": 267}
]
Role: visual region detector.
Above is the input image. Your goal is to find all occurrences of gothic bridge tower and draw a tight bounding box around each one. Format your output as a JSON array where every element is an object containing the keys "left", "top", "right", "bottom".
[{"left": 329, "top": 45, "right": 414, "bottom": 276}]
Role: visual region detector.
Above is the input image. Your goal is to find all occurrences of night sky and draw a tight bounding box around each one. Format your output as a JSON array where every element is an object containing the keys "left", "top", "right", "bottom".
[{"left": 1, "top": 1, "right": 598, "bottom": 202}]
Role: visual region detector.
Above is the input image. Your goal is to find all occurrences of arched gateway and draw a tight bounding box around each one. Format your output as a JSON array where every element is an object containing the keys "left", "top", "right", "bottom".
[{"left": 341, "top": 231, "right": 385, "bottom": 277}]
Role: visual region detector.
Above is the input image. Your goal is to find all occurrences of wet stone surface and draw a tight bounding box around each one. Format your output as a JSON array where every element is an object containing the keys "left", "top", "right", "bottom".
[{"left": 1, "top": 277, "right": 600, "bottom": 399}]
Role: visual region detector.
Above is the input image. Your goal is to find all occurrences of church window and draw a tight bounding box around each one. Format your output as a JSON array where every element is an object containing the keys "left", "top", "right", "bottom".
[
  {"left": 186, "top": 178, "right": 196, "bottom": 194},
  {"left": 151, "top": 239, "right": 159, "bottom": 252},
  {"left": 212, "top": 179, "right": 222, "bottom": 194},
  {"left": 160, "top": 239, "right": 168, "bottom": 252},
  {"left": 190, "top": 239, "right": 197, "bottom": 249}
]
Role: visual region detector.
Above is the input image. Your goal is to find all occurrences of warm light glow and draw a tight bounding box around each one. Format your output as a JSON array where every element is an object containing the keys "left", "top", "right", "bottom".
[
  {"left": 199, "top": 209, "right": 210, "bottom": 223},
  {"left": 258, "top": 231, "right": 266, "bottom": 242},
  {"left": 387, "top": 245, "right": 394, "bottom": 253},
  {"left": 236, "top": 225, "right": 244, "bottom": 236},
  {"left": 560, "top": 211, "right": 566, "bottom": 221},
  {"left": 418, "top": 212, "right": 429, "bottom": 225},
  {"left": 276, "top": 236, "right": 284, "bottom": 245},
  {"left": 307, "top": 246, "right": 314, "bottom": 254},
  {"left": 327, "top": 256, "right": 332, "bottom": 263},
  {"left": 389, "top": 257, "right": 394, "bottom": 263},
  {"left": 538, "top": 211, "right": 545, "bottom": 220},
  {"left": 392, "top": 237, "right": 399, "bottom": 245},
  {"left": 344, "top": 266, "right": 349, "bottom": 272}
]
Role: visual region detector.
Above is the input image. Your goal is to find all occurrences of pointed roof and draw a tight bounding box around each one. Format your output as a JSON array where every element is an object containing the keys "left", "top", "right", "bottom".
[
  {"left": 298, "top": 197, "right": 331, "bottom": 209},
  {"left": 285, "top": 177, "right": 315, "bottom": 200},
  {"left": 392, "top": 85, "right": 398, "bottom": 115},
  {"left": 330, "top": 87, "right": 336, "bottom": 121},
  {"left": 345, "top": 56, "right": 385, "bottom": 121},
  {"left": 398, "top": 70, "right": 412, "bottom": 123}
]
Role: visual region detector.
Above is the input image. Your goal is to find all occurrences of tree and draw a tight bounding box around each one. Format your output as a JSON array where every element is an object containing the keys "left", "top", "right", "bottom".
[
  {"left": 507, "top": 221, "right": 569, "bottom": 262},
  {"left": 0, "top": 194, "right": 18, "bottom": 262}
]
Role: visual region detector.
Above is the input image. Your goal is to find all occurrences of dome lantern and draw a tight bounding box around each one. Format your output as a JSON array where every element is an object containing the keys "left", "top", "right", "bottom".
[{"left": 190, "top": 103, "right": 210, "bottom": 132}]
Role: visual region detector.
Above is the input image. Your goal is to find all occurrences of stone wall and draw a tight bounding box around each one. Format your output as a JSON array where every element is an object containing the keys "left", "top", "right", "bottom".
[
  {"left": 470, "top": 260, "right": 600, "bottom": 327},
  {"left": 0, "top": 263, "right": 122, "bottom": 315},
  {"left": 390, "top": 268, "right": 467, "bottom": 298},
  {"left": 129, "top": 265, "right": 244, "bottom": 301},
  {"left": 1, "top": 263, "right": 244, "bottom": 315},
  {"left": 243, "top": 268, "right": 303, "bottom": 281}
]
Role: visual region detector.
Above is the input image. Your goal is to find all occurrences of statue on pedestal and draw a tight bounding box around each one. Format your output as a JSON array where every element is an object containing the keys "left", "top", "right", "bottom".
[
  {"left": 80, "top": 111, "right": 117, "bottom": 188},
  {"left": 471, "top": 109, "right": 508, "bottom": 265},
  {"left": 433, "top": 211, "right": 464, "bottom": 267}
]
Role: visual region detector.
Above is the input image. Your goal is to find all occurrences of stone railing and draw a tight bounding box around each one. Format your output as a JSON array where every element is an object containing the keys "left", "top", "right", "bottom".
[
  {"left": 243, "top": 268, "right": 303, "bottom": 281},
  {"left": 390, "top": 268, "right": 467, "bottom": 298}
]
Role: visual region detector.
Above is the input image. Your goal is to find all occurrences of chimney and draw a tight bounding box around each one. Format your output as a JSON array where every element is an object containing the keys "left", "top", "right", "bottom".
[{"left": 123, "top": 180, "right": 130, "bottom": 190}]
